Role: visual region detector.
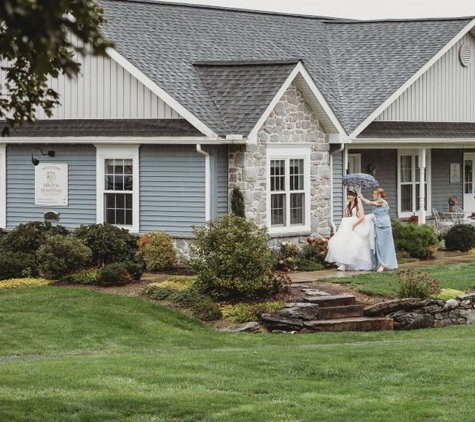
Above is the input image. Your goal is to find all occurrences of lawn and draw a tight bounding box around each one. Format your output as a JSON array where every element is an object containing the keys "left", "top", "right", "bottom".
[
  {"left": 1, "top": 286, "right": 475, "bottom": 421},
  {"left": 317, "top": 261, "right": 475, "bottom": 297}
]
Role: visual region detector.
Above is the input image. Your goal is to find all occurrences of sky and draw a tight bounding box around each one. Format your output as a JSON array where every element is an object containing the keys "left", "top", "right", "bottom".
[{"left": 156, "top": 0, "right": 475, "bottom": 20}]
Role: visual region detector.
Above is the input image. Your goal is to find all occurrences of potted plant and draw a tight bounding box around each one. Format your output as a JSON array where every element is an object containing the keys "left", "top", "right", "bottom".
[{"left": 448, "top": 196, "right": 458, "bottom": 212}]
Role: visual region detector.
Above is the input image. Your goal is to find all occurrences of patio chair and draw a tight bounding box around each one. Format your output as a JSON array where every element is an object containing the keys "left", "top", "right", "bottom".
[{"left": 432, "top": 208, "right": 454, "bottom": 231}]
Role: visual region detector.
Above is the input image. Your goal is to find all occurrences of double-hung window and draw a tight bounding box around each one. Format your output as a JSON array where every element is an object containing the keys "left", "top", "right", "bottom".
[
  {"left": 267, "top": 145, "right": 310, "bottom": 233},
  {"left": 96, "top": 145, "right": 139, "bottom": 232},
  {"left": 398, "top": 150, "right": 431, "bottom": 218}
]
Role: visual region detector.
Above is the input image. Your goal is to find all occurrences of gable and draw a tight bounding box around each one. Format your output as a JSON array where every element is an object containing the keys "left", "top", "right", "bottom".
[
  {"left": 36, "top": 49, "right": 183, "bottom": 120},
  {"left": 377, "top": 32, "right": 475, "bottom": 123}
]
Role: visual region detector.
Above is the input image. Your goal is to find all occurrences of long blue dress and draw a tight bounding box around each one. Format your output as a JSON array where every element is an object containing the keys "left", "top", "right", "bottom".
[{"left": 372, "top": 201, "right": 398, "bottom": 270}]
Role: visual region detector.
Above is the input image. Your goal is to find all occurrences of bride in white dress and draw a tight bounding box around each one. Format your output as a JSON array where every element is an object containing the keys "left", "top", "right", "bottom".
[{"left": 325, "top": 190, "right": 374, "bottom": 271}]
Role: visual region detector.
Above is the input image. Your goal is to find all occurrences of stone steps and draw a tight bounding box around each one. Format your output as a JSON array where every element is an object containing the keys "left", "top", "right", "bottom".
[{"left": 260, "top": 287, "right": 394, "bottom": 333}]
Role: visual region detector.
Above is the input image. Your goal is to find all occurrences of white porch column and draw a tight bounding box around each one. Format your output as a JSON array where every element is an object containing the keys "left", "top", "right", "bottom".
[{"left": 418, "top": 148, "right": 426, "bottom": 224}]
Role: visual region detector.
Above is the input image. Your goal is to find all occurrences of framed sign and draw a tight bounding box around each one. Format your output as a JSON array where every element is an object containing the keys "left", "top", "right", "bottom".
[
  {"left": 35, "top": 164, "right": 68, "bottom": 206},
  {"left": 450, "top": 163, "right": 460, "bottom": 184}
]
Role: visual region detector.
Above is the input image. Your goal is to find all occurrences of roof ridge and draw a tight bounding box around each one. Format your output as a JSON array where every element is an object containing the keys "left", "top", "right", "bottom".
[
  {"left": 101, "top": 0, "right": 353, "bottom": 21},
  {"left": 193, "top": 59, "right": 301, "bottom": 66}
]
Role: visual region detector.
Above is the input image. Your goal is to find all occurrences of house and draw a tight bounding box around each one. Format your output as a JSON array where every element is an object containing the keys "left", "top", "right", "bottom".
[{"left": 1, "top": 0, "right": 475, "bottom": 256}]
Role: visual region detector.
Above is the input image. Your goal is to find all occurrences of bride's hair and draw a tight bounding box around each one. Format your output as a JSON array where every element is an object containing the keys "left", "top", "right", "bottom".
[{"left": 344, "top": 190, "right": 358, "bottom": 217}]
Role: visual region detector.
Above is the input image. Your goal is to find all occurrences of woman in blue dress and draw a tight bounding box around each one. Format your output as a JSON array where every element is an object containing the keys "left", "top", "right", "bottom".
[{"left": 360, "top": 188, "right": 398, "bottom": 272}]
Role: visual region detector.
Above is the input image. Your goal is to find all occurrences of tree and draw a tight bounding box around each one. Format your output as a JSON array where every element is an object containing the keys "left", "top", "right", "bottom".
[{"left": 0, "top": 0, "right": 113, "bottom": 135}]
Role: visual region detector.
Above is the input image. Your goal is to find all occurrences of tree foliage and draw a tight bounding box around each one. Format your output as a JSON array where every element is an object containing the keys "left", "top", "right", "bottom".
[
  {"left": 230, "top": 185, "right": 245, "bottom": 218},
  {"left": 0, "top": 0, "right": 113, "bottom": 135}
]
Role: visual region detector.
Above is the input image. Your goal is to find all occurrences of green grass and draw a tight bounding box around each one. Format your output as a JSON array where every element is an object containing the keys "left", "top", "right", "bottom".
[
  {"left": 1, "top": 286, "right": 475, "bottom": 421},
  {"left": 319, "top": 262, "right": 475, "bottom": 297}
]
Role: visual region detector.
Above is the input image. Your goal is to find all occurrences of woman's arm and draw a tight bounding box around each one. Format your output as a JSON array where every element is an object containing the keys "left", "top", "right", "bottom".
[
  {"left": 361, "top": 196, "right": 385, "bottom": 207},
  {"left": 353, "top": 202, "right": 365, "bottom": 229}
]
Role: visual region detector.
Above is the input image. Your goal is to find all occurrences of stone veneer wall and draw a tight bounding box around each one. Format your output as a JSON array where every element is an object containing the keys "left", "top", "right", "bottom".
[{"left": 229, "top": 83, "right": 331, "bottom": 246}]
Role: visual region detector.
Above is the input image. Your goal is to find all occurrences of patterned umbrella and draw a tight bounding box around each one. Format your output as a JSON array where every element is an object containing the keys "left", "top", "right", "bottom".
[{"left": 342, "top": 173, "right": 379, "bottom": 189}]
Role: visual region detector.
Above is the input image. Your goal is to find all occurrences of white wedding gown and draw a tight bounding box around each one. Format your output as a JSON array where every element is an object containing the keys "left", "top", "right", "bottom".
[{"left": 325, "top": 207, "right": 374, "bottom": 271}]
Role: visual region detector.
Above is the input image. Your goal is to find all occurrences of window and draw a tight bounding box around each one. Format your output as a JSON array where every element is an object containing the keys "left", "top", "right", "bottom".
[
  {"left": 268, "top": 145, "right": 310, "bottom": 233},
  {"left": 96, "top": 145, "right": 139, "bottom": 232},
  {"left": 347, "top": 153, "right": 361, "bottom": 174},
  {"left": 398, "top": 150, "right": 431, "bottom": 217}
]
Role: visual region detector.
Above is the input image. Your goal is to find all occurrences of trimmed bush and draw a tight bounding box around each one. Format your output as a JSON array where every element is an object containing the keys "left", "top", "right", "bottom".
[
  {"left": 0, "top": 250, "right": 38, "bottom": 280},
  {"left": 190, "top": 214, "right": 282, "bottom": 300},
  {"left": 221, "top": 301, "right": 284, "bottom": 323},
  {"left": 434, "top": 288, "right": 465, "bottom": 300},
  {"left": 36, "top": 235, "right": 92, "bottom": 279},
  {"left": 392, "top": 219, "right": 439, "bottom": 259},
  {"left": 97, "top": 263, "right": 133, "bottom": 286},
  {"left": 230, "top": 185, "right": 245, "bottom": 218},
  {"left": 2, "top": 221, "right": 69, "bottom": 254},
  {"left": 142, "top": 231, "right": 176, "bottom": 271},
  {"left": 61, "top": 269, "right": 99, "bottom": 285},
  {"left": 444, "top": 224, "right": 475, "bottom": 252},
  {"left": 72, "top": 223, "right": 139, "bottom": 267},
  {"left": 0, "top": 278, "right": 50, "bottom": 290}
]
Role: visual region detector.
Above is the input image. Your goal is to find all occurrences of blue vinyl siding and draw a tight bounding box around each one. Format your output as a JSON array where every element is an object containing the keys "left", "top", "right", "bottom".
[
  {"left": 431, "top": 149, "right": 464, "bottom": 211},
  {"left": 140, "top": 145, "right": 205, "bottom": 236},
  {"left": 6, "top": 144, "right": 96, "bottom": 229}
]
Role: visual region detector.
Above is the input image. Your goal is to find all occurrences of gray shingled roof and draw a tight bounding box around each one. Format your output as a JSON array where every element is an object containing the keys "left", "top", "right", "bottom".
[
  {"left": 8, "top": 119, "right": 202, "bottom": 137},
  {"left": 99, "top": 0, "right": 473, "bottom": 136},
  {"left": 359, "top": 122, "right": 475, "bottom": 138}
]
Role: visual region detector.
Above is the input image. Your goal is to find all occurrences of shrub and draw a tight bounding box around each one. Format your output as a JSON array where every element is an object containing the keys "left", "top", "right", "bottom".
[
  {"left": 0, "top": 250, "right": 38, "bottom": 280},
  {"left": 434, "top": 288, "right": 465, "bottom": 300},
  {"left": 97, "top": 263, "right": 133, "bottom": 286},
  {"left": 272, "top": 241, "right": 299, "bottom": 271},
  {"left": 2, "top": 221, "right": 69, "bottom": 254},
  {"left": 296, "top": 237, "right": 330, "bottom": 268},
  {"left": 0, "top": 278, "right": 50, "bottom": 290},
  {"left": 230, "top": 185, "right": 245, "bottom": 218},
  {"left": 123, "top": 258, "right": 145, "bottom": 281},
  {"left": 142, "top": 231, "right": 176, "bottom": 271},
  {"left": 444, "top": 224, "right": 475, "bottom": 252},
  {"left": 142, "top": 276, "right": 196, "bottom": 299},
  {"left": 190, "top": 214, "right": 282, "bottom": 300},
  {"left": 73, "top": 223, "right": 139, "bottom": 267},
  {"left": 61, "top": 269, "right": 99, "bottom": 285},
  {"left": 36, "top": 235, "right": 92, "bottom": 279},
  {"left": 392, "top": 219, "right": 439, "bottom": 259},
  {"left": 390, "top": 269, "right": 440, "bottom": 299},
  {"left": 190, "top": 299, "right": 222, "bottom": 321},
  {"left": 221, "top": 301, "right": 284, "bottom": 323}
]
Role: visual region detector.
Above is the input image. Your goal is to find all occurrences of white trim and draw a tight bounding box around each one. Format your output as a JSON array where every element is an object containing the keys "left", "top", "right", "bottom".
[
  {"left": 0, "top": 144, "right": 5, "bottom": 228},
  {"left": 95, "top": 144, "right": 140, "bottom": 232},
  {"left": 266, "top": 144, "right": 312, "bottom": 234},
  {"left": 106, "top": 48, "right": 218, "bottom": 138},
  {"left": 397, "top": 149, "right": 432, "bottom": 218},
  {"left": 196, "top": 145, "right": 211, "bottom": 221},
  {"left": 248, "top": 62, "right": 348, "bottom": 144},
  {"left": 350, "top": 19, "right": 475, "bottom": 138},
  {"left": 5, "top": 137, "right": 241, "bottom": 145}
]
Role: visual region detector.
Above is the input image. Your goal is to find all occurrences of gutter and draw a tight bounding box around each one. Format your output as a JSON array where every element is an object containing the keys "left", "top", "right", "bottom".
[{"left": 329, "top": 143, "right": 345, "bottom": 234}]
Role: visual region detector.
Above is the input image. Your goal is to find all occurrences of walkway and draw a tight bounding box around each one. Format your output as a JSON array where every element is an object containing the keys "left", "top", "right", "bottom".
[{"left": 289, "top": 251, "right": 475, "bottom": 283}]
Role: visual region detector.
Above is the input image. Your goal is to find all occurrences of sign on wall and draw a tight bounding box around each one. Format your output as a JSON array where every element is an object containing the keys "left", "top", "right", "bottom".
[
  {"left": 35, "top": 164, "right": 68, "bottom": 206},
  {"left": 450, "top": 163, "right": 461, "bottom": 184}
]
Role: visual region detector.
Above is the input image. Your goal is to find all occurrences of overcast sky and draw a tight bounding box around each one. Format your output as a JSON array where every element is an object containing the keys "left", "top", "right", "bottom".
[{"left": 157, "top": 0, "right": 475, "bottom": 20}]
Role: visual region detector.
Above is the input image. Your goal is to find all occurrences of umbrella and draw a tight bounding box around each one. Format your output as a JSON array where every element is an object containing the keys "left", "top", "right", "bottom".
[{"left": 342, "top": 173, "right": 379, "bottom": 189}]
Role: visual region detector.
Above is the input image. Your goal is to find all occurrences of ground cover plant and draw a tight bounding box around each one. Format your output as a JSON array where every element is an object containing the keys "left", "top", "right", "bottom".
[{"left": 1, "top": 286, "right": 475, "bottom": 421}]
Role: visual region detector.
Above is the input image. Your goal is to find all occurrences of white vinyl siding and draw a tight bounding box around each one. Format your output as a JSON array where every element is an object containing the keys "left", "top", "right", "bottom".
[
  {"left": 96, "top": 145, "right": 139, "bottom": 232},
  {"left": 377, "top": 33, "right": 475, "bottom": 122}
]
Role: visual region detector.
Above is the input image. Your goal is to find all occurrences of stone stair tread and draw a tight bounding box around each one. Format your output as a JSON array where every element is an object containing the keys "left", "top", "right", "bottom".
[
  {"left": 304, "top": 294, "right": 356, "bottom": 307},
  {"left": 317, "top": 304, "right": 364, "bottom": 319}
]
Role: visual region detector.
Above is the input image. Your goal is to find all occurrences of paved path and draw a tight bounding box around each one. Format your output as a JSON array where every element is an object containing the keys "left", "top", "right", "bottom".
[{"left": 289, "top": 251, "right": 475, "bottom": 283}]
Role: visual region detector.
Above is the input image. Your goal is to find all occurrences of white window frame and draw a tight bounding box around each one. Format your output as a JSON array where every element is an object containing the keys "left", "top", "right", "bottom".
[
  {"left": 96, "top": 145, "right": 139, "bottom": 232},
  {"left": 267, "top": 144, "right": 311, "bottom": 234},
  {"left": 347, "top": 153, "right": 361, "bottom": 174},
  {"left": 0, "top": 144, "right": 5, "bottom": 228},
  {"left": 397, "top": 149, "right": 431, "bottom": 218}
]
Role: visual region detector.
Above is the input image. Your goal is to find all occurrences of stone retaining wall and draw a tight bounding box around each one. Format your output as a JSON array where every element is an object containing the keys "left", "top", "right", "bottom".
[{"left": 364, "top": 293, "right": 475, "bottom": 330}]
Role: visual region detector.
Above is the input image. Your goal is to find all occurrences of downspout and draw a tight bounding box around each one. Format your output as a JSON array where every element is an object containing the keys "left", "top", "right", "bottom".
[
  {"left": 196, "top": 144, "right": 211, "bottom": 221},
  {"left": 330, "top": 143, "right": 345, "bottom": 234}
]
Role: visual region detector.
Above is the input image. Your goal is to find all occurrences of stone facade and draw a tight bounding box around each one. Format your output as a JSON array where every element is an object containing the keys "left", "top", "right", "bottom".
[{"left": 229, "top": 83, "right": 331, "bottom": 246}]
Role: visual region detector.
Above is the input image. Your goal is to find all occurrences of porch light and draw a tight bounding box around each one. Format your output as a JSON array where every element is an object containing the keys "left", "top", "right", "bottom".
[{"left": 31, "top": 147, "right": 55, "bottom": 166}]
